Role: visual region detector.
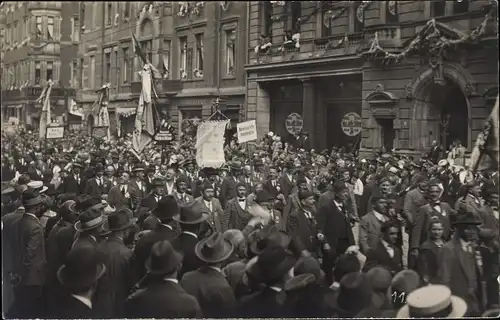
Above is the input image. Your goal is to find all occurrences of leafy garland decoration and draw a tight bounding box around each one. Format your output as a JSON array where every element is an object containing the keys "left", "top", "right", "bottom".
[{"left": 366, "top": 3, "right": 496, "bottom": 65}]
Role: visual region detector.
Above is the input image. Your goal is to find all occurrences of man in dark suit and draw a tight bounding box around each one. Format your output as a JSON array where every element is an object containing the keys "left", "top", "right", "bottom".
[
  {"left": 139, "top": 178, "right": 167, "bottom": 212},
  {"left": 7, "top": 190, "right": 48, "bottom": 319},
  {"left": 84, "top": 164, "right": 110, "bottom": 198},
  {"left": 71, "top": 205, "right": 108, "bottom": 252},
  {"left": 2, "top": 156, "right": 18, "bottom": 182},
  {"left": 263, "top": 166, "right": 283, "bottom": 199},
  {"left": 437, "top": 212, "right": 484, "bottom": 316},
  {"left": 180, "top": 232, "right": 236, "bottom": 318},
  {"left": 316, "top": 182, "right": 355, "bottom": 285},
  {"left": 287, "top": 190, "right": 322, "bottom": 258},
  {"left": 49, "top": 247, "right": 107, "bottom": 319},
  {"left": 94, "top": 209, "right": 137, "bottom": 318},
  {"left": 172, "top": 175, "right": 194, "bottom": 205},
  {"left": 27, "top": 159, "right": 45, "bottom": 182},
  {"left": 443, "top": 171, "right": 461, "bottom": 206},
  {"left": 278, "top": 161, "right": 295, "bottom": 199},
  {"left": 108, "top": 173, "right": 133, "bottom": 210},
  {"left": 428, "top": 140, "right": 442, "bottom": 164},
  {"left": 132, "top": 195, "right": 180, "bottom": 282},
  {"left": 364, "top": 220, "right": 403, "bottom": 275},
  {"left": 59, "top": 162, "right": 86, "bottom": 195},
  {"left": 221, "top": 182, "right": 253, "bottom": 232},
  {"left": 282, "top": 175, "right": 310, "bottom": 232},
  {"left": 125, "top": 241, "right": 202, "bottom": 318},
  {"left": 219, "top": 161, "right": 243, "bottom": 209},
  {"left": 128, "top": 165, "right": 148, "bottom": 210},
  {"left": 194, "top": 180, "right": 224, "bottom": 235},
  {"left": 359, "top": 190, "right": 390, "bottom": 254},
  {"left": 171, "top": 202, "right": 208, "bottom": 278}
]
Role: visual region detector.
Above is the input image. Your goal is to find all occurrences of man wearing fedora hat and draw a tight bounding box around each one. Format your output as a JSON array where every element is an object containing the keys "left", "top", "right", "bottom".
[
  {"left": 107, "top": 171, "right": 133, "bottom": 211},
  {"left": 139, "top": 177, "right": 167, "bottom": 211},
  {"left": 171, "top": 202, "right": 209, "bottom": 278},
  {"left": 125, "top": 241, "right": 202, "bottom": 318},
  {"left": 6, "top": 189, "right": 48, "bottom": 318},
  {"left": 180, "top": 232, "right": 236, "bottom": 318},
  {"left": 437, "top": 209, "right": 485, "bottom": 316},
  {"left": 219, "top": 160, "right": 244, "bottom": 209},
  {"left": 128, "top": 164, "right": 148, "bottom": 208},
  {"left": 194, "top": 179, "right": 224, "bottom": 235},
  {"left": 59, "top": 161, "right": 86, "bottom": 195},
  {"left": 84, "top": 163, "right": 111, "bottom": 198},
  {"left": 93, "top": 209, "right": 138, "bottom": 318},
  {"left": 238, "top": 246, "right": 296, "bottom": 318},
  {"left": 49, "top": 247, "right": 107, "bottom": 318},
  {"left": 71, "top": 205, "right": 108, "bottom": 252}
]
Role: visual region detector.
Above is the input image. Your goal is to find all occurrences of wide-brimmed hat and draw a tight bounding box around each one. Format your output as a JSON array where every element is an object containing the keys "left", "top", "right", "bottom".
[
  {"left": 152, "top": 177, "right": 165, "bottom": 187},
  {"left": 101, "top": 208, "right": 138, "bottom": 235},
  {"left": 57, "top": 247, "right": 106, "bottom": 289},
  {"left": 153, "top": 195, "right": 180, "bottom": 221},
  {"left": 201, "top": 167, "right": 218, "bottom": 177},
  {"left": 58, "top": 200, "right": 77, "bottom": 217},
  {"left": 173, "top": 201, "right": 208, "bottom": 224},
  {"left": 132, "top": 164, "right": 145, "bottom": 172},
  {"left": 249, "top": 224, "right": 291, "bottom": 255},
  {"left": 249, "top": 246, "right": 296, "bottom": 285},
  {"left": 331, "top": 272, "right": 375, "bottom": 317},
  {"left": 27, "top": 181, "right": 48, "bottom": 194},
  {"left": 69, "top": 195, "right": 105, "bottom": 214},
  {"left": 195, "top": 232, "right": 234, "bottom": 264},
  {"left": 397, "top": 285, "right": 467, "bottom": 318},
  {"left": 145, "top": 240, "right": 183, "bottom": 275},
  {"left": 22, "top": 189, "right": 45, "bottom": 207},
  {"left": 452, "top": 212, "right": 482, "bottom": 226},
  {"left": 74, "top": 207, "right": 107, "bottom": 232}
]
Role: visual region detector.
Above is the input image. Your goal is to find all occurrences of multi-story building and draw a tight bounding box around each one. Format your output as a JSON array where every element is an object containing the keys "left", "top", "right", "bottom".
[
  {"left": 0, "top": 2, "right": 79, "bottom": 129},
  {"left": 245, "top": 0, "right": 498, "bottom": 157},
  {"left": 77, "top": 1, "right": 247, "bottom": 138}
]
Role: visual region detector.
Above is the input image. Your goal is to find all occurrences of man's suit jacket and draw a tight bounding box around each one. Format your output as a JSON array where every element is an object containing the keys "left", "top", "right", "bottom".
[
  {"left": 411, "top": 203, "right": 455, "bottom": 250},
  {"left": 282, "top": 192, "right": 301, "bottom": 231},
  {"left": 171, "top": 233, "right": 202, "bottom": 278},
  {"left": 71, "top": 232, "right": 99, "bottom": 251},
  {"left": 180, "top": 266, "right": 237, "bottom": 318},
  {"left": 107, "top": 185, "right": 132, "bottom": 210},
  {"left": 278, "top": 174, "right": 294, "bottom": 198},
  {"left": 48, "top": 295, "right": 95, "bottom": 319},
  {"left": 59, "top": 175, "right": 86, "bottom": 195},
  {"left": 221, "top": 198, "right": 253, "bottom": 232},
  {"left": 1, "top": 165, "right": 17, "bottom": 182},
  {"left": 194, "top": 196, "right": 223, "bottom": 233},
  {"left": 417, "top": 240, "right": 442, "bottom": 284},
  {"left": 455, "top": 194, "right": 487, "bottom": 224},
  {"left": 139, "top": 192, "right": 161, "bottom": 211},
  {"left": 238, "top": 287, "right": 288, "bottom": 318},
  {"left": 84, "top": 178, "right": 111, "bottom": 197},
  {"left": 317, "top": 190, "right": 335, "bottom": 212},
  {"left": 287, "top": 208, "right": 320, "bottom": 255},
  {"left": 219, "top": 176, "right": 240, "bottom": 209},
  {"left": 403, "top": 187, "right": 428, "bottom": 226},
  {"left": 263, "top": 179, "right": 282, "bottom": 199},
  {"left": 94, "top": 237, "right": 134, "bottom": 318},
  {"left": 172, "top": 191, "right": 194, "bottom": 206},
  {"left": 27, "top": 165, "right": 44, "bottom": 181},
  {"left": 125, "top": 278, "right": 202, "bottom": 318},
  {"left": 359, "top": 211, "right": 386, "bottom": 254},
  {"left": 364, "top": 240, "right": 403, "bottom": 275},
  {"left": 129, "top": 179, "right": 148, "bottom": 210},
  {"left": 443, "top": 177, "right": 461, "bottom": 206},
  {"left": 437, "top": 237, "right": 481, "bottom": 315},
  {"left": 11, "top": 214, "right": 48, "bottom": 286},
  {"left": 428, "top": 145, "right": 442, "bottom": 163}
]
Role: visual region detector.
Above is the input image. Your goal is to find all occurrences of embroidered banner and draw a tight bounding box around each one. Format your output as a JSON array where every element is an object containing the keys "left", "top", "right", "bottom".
[{"left": 195, "top": 120, "right": 229, "bottom": 168}]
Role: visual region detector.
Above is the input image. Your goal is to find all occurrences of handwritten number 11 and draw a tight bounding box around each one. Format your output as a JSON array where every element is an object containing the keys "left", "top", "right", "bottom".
[{"left": 392, "top": 292, "right": 406, "bottom": 304}]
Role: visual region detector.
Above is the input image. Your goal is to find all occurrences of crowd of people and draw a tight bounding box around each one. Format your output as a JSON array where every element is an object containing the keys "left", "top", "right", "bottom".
[{"left": 1, "top": 127, "right": 499, "bottom": 319}]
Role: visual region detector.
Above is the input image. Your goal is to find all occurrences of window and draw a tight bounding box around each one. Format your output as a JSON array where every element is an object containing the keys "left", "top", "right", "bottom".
[
  {"left": 225, "top": 29, "right": 236, "bottom": 76},
  {"left": 36, "top": 16, "right": 43, "bottom": 40},
  {"left": 140, "top": 40, "right": 153, "bottom": 63},
  {"left": 47, "top": 62, "right": 53, "bottom": 81},
  {"left": 72, "top": 17, "right": 80, "bottom": 42},
  {"left": 431, "top": 0, "right": 446, "bottom": 17},
  {"left": 289, "top": 2, "right": 301, "bottom": 32},
  {"left": 180, "top": 107, "right": 202, "bottom": 137},
  {"left": 179, "top": 36, "right": 187, "bottom": 76},
  {"left": 79, "top": 58, "right": 84, "bottom": 89},
  {"left": 89, "top": 55, "right": 95, "bottom": 88},
  {"left": 354, "top": 5, "right": 364, "bottom": 33},
  {"left": 13, "top": 21, "right": 18, "bottom": 44},
  {"left": 47, "top": 17, "right": 54, "bottom": 41},
  {"left": 104, "top": 52, "right": 111, "bottom": 83},
  {"left": 263, "top": 2, "right": 273, "bottom": 37},
  {"left": 453, "top": 0, "right": 468, "bottom": 14},
  {"left": 195, "top": 34, "right": 204, "bottom": 75},
  {"left": 386, "top": 1, "right": 398, "bottom": 24},
  {"left": 107, "top": 3, "right": 113, "bottom": 26},
  {"left": 161, "top": 40, "right": 170, "bottom": 79},
  {"left": 24, "top": 17, "right": 28, "bottom": 39},
  {"left": 122, "top": 47, "right": 129, "bottom": 83},
  {"left": 35, "top": 61, "right": 41, "bottom": 85},
  {"left": 71, "top": 60, "right": 78, "bottom": 87},
  {"left": 124, "top": 2, "right": 130, "bottom": 19}
]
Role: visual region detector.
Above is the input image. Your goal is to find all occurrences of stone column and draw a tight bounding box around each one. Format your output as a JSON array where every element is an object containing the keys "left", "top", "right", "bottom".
[{"left": 301, "top": 78, "right": 315, "bottom": 149}]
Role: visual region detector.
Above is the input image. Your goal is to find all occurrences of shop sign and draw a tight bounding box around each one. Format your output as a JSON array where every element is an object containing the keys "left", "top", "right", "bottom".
[
  {"left": 285, "top": 113, "right": 303, "bottom": 135},
  {"left": 341, "top": 112, "right": 362, "bottom": 136},
  {"left": 46, "top": 127, "right": 64, "bottom": 139}
]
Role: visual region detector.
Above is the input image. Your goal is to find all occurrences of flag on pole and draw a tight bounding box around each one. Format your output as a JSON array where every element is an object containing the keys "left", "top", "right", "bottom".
[
  {"left": 37, "top": 80, "right": 53, "bottom": 139},
  {"left": 132, "top": 33, "right": 148, "bottom": 64},
  {"left": 93, "top": 83, "right": 111, "bottom": 141},
  {"left": 132, "top": 65, "right": 156, "bottom": 154},
  {"left": 469, "top": 95, "right": 499, "bottom": 172}
]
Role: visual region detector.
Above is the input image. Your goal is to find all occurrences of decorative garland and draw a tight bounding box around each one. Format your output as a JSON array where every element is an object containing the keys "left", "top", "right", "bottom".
[{"left": 366, "top": 2, "right": 496, "bottom": 65}]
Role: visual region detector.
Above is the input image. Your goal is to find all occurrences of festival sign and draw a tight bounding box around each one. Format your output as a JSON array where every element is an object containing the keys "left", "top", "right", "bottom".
[
  {"left": 195, "top": 120, "right": 229, "bottom": 168},
  {"left": 154, "top": 120, "right": 176, "bottom": 142},
  {"left": 92, "top": 126, "right": 109, "bottom": 139},
  {"left": 341, "top": 112, "right": 362, "bottom": 136},
  {"left": 237, "top": 120, "right": 258, "bottom": 143},
  {"left": 285, "top": 113, "right": 303, "bottom": 135},
  {"left": 46, "top": 126, "right": 64, "bottom": 139}
]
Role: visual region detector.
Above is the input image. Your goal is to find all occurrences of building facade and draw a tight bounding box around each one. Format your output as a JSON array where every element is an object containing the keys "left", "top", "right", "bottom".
[
  {"left": 244, "top": 0, "right": 498, "bottom": 157},
  {"left": 0, "top": 2, "right": 78, "bottom": 129},
  {"left": 77, "top": 1, "right": 247, "bottom": 138}
]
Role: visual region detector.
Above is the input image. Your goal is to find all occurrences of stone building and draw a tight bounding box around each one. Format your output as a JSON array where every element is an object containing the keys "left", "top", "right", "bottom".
[
  {"left": 0, "top": 2, "right": 79, "bottom": 129},
  {"left": 244, "top": 0, "right": 498, "bottom": 158},
  {"left": 77, "top": 1, "right": 247, "bottom": 138}
]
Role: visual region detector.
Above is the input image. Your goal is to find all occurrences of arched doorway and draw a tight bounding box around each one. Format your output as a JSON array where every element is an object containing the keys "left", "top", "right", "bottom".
[
  {"left": 428, "top": 79, "right": 469, "bottom": 150},
  {"left": 87, "top": 115, "right": 94, "bottom": 136}
]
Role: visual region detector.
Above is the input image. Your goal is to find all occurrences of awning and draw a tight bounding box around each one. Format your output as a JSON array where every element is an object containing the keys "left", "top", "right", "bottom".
[{"left": 116, "top": 107, "right": 136, "bottom": 117}]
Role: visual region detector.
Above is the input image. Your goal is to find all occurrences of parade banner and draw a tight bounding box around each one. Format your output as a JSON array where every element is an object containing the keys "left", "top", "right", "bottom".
[
  {"left": 46, "top": 127, "right": 64, "bottom": 139},
  {"left": 132, "top": 65, "right": 155, "bottom": 154},
  {"left": 195, "top": 120, "right": 229, "bottom": 168},
  {"left": 237, "top": 120, "right": 257, "bottom": 143},
  {"left": 36, "top": 80, "right": 53, "bottom": 139},
  {"left": 469, "top": 95, "right": 499, "bottom": 171}
]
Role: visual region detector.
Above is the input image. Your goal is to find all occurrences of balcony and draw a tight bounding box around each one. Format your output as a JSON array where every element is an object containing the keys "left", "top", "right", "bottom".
[
  {"left": 313, "top": 32, "right": 366, "bottom": 57},
  {"left": 1, "top": 86, "right": 76, "bottom": 102},
  {"left": 363, "top": 25, "right": 402, "bottom": 50}
]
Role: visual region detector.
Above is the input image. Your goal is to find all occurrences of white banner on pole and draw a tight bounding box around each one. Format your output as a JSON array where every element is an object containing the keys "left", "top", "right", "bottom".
[
  {"left": 236, "top": 120, "right": 257, "bottom": 144},
  {"left": 195, "top": 120, "right": 229, "bottom": 168}
]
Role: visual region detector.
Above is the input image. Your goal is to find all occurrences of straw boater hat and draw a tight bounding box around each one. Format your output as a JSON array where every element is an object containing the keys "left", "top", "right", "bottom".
[
  {"left": 396, "top": 285, "right": 467, "bottom": 318},
  {"left": 195, "top": 232, "right": 234, "bottom": 264},
  {"left": 27, "top": 181, "right": 48, "bottom": 194}
]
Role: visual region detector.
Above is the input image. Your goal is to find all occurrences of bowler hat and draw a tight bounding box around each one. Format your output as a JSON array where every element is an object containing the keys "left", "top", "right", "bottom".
[
  {"left": 153, "top": 195, "right": 180, "bottom": 221},
  {"left": 331, "top": 272, "right": 375, "bottom": 317},
  {"left": 145, "top": 240, "right": 183, "bottom": 275},
  {"left": 74, "top": 207, "right": 107, "bottom": 232},
  {"left": 101, "top": 208, "right": 138, "bottom": 234},
  {"left": 69, "top": 195, "right": 105, "bottom": 214},
  {"left": 397, "top": 285, "right": 466, "bottom": 318},
  {"left": 22, "top": 189, "right": 45, "bottom": 207},
  {"left": 173, "top": 201, "right": 208, "bottom": 224},
  {"left": 249, "top": 246, "right": 295, "bottom": 285},
  {"left": 132, "top": 164, "right": 145, "bottom": 172},
  {"left": 57, "top": 247, "right": 106, "bottom": 289},
  {"left": 175, "top": 175, "right": 190, "bottom": 186},
  {"left": 255, "top": 190, "right": 273, "bottom": 204},
  {"left": 152, "top": 177, "right": 165, "bottom": 187},
  {"left": 195, "top": 232, "right": 234, "bottom": 264}
]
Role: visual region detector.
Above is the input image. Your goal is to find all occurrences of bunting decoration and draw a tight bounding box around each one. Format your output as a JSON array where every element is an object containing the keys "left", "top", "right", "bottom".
[{"left": 36, "top": 80, "right": 53, "bottom": 139}]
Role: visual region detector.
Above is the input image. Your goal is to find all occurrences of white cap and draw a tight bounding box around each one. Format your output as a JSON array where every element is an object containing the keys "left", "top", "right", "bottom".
[
  {"left": 438, "top": 159, "right": 449, "bottom": 167},
  {"left": 27, "top": 181, "right": 43, "bottom": 189}
]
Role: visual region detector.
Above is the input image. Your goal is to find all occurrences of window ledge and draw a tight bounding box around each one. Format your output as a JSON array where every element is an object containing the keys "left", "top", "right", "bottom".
[
  {"left": 182, "top": 78, "right": 204, "bottom": 83},
  {"left": 222, "top": 75, "right": 236, "bottom": 80}
]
